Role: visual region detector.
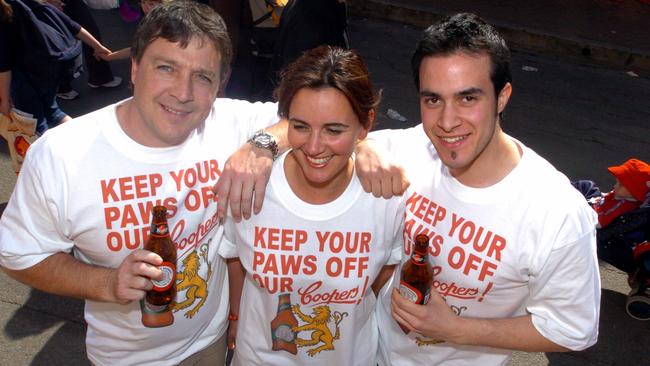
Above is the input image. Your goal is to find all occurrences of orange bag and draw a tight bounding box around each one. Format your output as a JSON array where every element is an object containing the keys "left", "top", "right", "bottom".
[{"left": 0, "top": 109, "right": 38, "bottom": 174}]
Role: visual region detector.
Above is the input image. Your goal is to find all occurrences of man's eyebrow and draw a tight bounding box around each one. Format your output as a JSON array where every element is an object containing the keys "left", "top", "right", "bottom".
[
  {"left": 419, "top": 90, "right": 441, "bottom": 98},
  {"left": 419, "top": 88, "right": 486, "bottom": 97},
  {"left": 195, "top": 68, "right": 218, "bottom": 78},
  {"left": 152, "top": 57, "right": 218, "bottom": 78},
  {"left": 457, "top": 87, "right": 484, "bottom": 96},
  {"left": 152, "top": 56, "right": 176, "bottom": 64}
]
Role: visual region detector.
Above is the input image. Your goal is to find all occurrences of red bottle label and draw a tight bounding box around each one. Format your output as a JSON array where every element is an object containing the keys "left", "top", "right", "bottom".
[{"left": 399, "top": 281, "right": 430, "bottom": 305}]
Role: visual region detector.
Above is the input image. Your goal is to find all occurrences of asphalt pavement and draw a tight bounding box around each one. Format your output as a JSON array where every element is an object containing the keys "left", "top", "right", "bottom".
[
  {"left": 348, "top": 0, "right": 650, "bottom": 75},
  {"left": 1, "top": 2, "right": 649, "bottom": 365}
]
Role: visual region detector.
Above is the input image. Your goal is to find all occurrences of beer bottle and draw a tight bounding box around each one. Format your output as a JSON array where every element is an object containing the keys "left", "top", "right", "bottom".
[
  {"left": 270, "top": 293, "right": 299, "bottom": 354},
  {"left": 141, "top": 205, "right": 177, "bottom": 328},
  {"left": 398, "top": 233, "right": 433, "bottom": 333}
]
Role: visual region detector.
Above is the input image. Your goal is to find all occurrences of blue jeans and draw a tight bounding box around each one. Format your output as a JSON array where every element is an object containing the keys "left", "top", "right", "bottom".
[{"left": 10, "top": 66, "right": 70, "bottom": 135}]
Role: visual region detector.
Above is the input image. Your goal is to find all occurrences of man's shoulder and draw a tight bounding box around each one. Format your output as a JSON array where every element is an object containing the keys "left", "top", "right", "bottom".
[
  {"left": 368, "top": 124, "right": 433, "bottom": 164},
  {"left": 45, "top": 105, "right": 110, "bottom": 137},
  {"left": 515, "top": 145, "right": 597, "bottom": 232},
  {"left": 29, "top": 103, "right": 116, "bottom": 160},
  {"left": 207, "top": 98, "right": 278, "bottom": 130}
]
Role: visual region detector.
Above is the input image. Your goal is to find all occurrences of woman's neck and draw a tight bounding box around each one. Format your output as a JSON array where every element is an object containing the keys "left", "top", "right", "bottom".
[{"left": 283, "top": 152, "right": 354, "bottom": 205}]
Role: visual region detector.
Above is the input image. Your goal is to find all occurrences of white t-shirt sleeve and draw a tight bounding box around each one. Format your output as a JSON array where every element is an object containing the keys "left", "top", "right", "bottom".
[
  {"left": 218, "top": 217, "right": 239, "bottom": 259},
  {"left": 0, "top": 146, "right": 73, "bottom": 270},
  {"left": 221, "top": 99, "right": 279, "bottom": 140},
  {"left": 247, "top": 100, "right": 280, "bottom": 135},
  {"left": 209, "top": 99, "right": 279, "bottom": 149},
  {"left": 527, "top": 229, "right": 600, "bottom": 350},
  {"left": 386, "top": 197, "right": 406, "bottom": 265},
  {"left": 367, "top": 125, "right": 423, "bottom": 159}
]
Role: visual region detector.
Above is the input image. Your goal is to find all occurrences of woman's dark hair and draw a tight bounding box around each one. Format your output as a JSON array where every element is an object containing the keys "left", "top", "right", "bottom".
[{"left": 274, "top": 45, "right": 381, "bottom": 130}]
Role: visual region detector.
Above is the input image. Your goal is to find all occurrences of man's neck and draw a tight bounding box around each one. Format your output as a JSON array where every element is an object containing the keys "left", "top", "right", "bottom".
[
  {"left": 452, "top": 132, "right": 522, "bottom": 188},
  {"left": 115, "top": 100, "right": 137, "bottom": 142}
]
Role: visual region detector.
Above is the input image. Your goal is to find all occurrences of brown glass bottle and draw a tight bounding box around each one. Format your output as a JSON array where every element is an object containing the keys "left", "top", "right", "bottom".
[
  {"left": 399, "top": 233, "right": 433, "bottom": 333},
  {"left": 141, "top": 205, "right": 177, "bottom": 328},
  {"left": 270, "top": 293, "right": 299, "bottom": 354}
]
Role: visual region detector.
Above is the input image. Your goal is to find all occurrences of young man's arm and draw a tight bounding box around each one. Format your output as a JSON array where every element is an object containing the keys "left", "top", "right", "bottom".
[
  {"left": 391, "top": 288, "right": 569, "bottom": 352},
  {"left": 392, "top": 225, "right": 599, "bottom": 353},
  {"left": 2, "top": 250, "right": 165, "bottom": 304},
  {"left": 355, "top": 138, "right": 409, "bottom": 199}
]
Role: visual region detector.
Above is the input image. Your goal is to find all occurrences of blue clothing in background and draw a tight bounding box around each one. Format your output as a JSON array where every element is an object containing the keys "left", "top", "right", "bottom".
[{"left": 1, "top": 0, "right": 81, "bottom": 134}]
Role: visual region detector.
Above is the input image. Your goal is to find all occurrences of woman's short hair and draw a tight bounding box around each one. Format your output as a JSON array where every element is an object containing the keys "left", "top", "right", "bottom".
[{"left": 275, "top": 45, "right": 380, "bottom": 130}]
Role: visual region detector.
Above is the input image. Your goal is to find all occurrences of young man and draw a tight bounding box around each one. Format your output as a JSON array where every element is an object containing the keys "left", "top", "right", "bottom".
[
  {"left": 365, "top": 13, "right": 601, "bottom": 365},
  {"left": 0, "top": 2, "right": 285, "bottom": 365}
]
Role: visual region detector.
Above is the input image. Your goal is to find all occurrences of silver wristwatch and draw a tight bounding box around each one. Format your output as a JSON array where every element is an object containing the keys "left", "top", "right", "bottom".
[{"left": 248, "top": 130, "right": 279, "bottom": 160}]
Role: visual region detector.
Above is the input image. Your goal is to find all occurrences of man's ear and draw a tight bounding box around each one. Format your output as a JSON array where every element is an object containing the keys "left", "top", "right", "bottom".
[
  {"left": 497, "top": 82, "right": 512, "bottom": 114},
  {"left": 218, "top": 69, "right": 232, "bottom": 98},
  {"left": 130, "top": 57, "right": 138, "bottom": 86}
]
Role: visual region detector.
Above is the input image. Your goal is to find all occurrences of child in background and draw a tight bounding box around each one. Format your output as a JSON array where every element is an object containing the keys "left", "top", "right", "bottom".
[
  {"left": 99, "top": 0, "right": 167, "bottom": 61},
  {"left": 574, "top": 158, "right": 650, "bottom": 320},
  {"left": 590, "top": 158, "right": 650, "bottom": 228}
]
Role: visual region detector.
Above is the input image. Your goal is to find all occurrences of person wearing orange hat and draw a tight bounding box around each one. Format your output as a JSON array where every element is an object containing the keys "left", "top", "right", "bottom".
[
  {"left": 575, "top": 158, "right": 650, "bottom": 320},
  {"left": 590, "top": 158, "right": 650, "bottom": 228}
]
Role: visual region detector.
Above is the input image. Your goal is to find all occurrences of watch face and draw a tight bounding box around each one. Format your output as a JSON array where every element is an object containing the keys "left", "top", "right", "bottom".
[
  {"left": 257, "top": 134, "right": 272, "bottom": 146},
  {"left": 250, "top": 132, "right": 278, "bottom": 160}
]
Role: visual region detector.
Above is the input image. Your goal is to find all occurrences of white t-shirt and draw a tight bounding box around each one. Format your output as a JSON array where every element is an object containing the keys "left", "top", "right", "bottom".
[
  {"left": 0, "top": 98, "right": 278, "bottom": 366},
  {"left": 372, "top": 126, "right": 600, "bottom": 366},
  {"left": 220, "top": 151, "right": 405, "bottom": 366}
]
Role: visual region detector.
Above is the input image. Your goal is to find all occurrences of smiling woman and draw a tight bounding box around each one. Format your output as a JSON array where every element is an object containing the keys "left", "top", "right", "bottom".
[
  {"left": 283, "top": 87, "right": 365, "bottom": 203},
  {"left": 274, "top": 46, "right": 379, "bottom": 203},
  {"left": 220, "top": 46, "right": 406, "bottom": 366}
]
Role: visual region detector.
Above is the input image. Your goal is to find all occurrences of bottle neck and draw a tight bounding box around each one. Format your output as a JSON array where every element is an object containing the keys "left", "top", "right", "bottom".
[
  {"left": 277, "top": 294, "right": 291, "bottom": 312},
  {"left": 150, "top": 207, "right": 169, "bottom": 237},
  {"left": 150, "top": 222, "right": 168, "bottom": 236},
  {"left": 411, "top": 248, "right": 428, "bottom": 265}
]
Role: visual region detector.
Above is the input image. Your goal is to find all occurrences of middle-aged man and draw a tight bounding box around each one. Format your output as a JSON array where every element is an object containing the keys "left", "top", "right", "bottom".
[
  {"left": 0, "top": 2, "right": 287, "bottom": 365},
  {"left": 364, "top": 13, "right": 601, "bottom": 365}
]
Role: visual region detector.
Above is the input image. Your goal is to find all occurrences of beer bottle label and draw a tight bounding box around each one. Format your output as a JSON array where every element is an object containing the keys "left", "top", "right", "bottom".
[
  {"left": 152, "top": 261, "right": 176, "bottom": 292},
  {"left": 272, "top": 324, "right": 296, "bottom": 342},
  {"left": 151, "top": 222, "right": 169, "bottom": 237},
  {"left": 411, "top": 252, "right": 427, "bottom": 265},
  {"left": 399, "top": 281, "right": 430, "bottom": 304}
]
